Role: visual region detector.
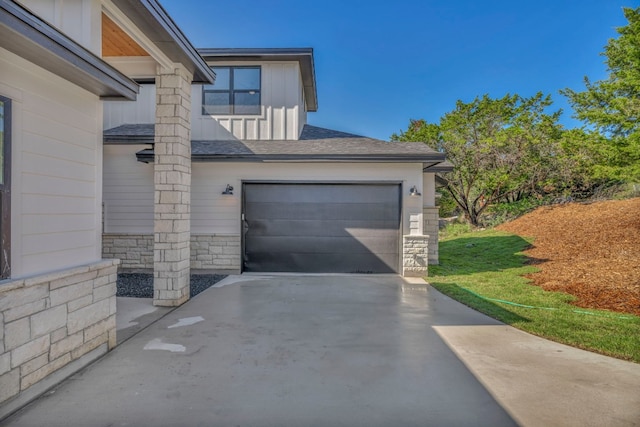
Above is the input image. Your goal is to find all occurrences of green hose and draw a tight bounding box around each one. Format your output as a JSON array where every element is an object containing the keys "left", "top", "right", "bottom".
[{"left": 457, "top": 285, "right": 635, "bottom": 320}]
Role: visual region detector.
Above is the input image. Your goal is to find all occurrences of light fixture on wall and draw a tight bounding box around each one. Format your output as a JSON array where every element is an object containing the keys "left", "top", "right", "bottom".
[
  {"left": 409, "top": 186, "right": 421, "bottom": 196},
  {"left": 222, "top": 184, "right": 234, "bottom": 195}
]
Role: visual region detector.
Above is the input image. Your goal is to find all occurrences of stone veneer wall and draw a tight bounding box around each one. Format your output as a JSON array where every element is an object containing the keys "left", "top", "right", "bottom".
[
  {"left": 191, "top": 235, "right": 241, "bottom": 270},
  {"left": 103, "top": 234, "right": 241, "bottom": 271},
  {"left": 104, "top": 233, "right": 427, "bottom": 275},
  {"left": 423, "top": 207, "right": 440, "bottom": 264},
  {"left": 0, "top": 260, "right": 119, "bottom": 415},
  {"left": 402, "top": 235, "right": 429, "bottom": 277},
  {"left": 102, "top": 235, "right": 154, "bottom": 269}
]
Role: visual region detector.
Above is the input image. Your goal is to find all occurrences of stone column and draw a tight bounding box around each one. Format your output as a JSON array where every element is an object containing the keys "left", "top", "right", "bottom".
[{"left": 153, "top": 64, "right": 193, "bottom": 306}]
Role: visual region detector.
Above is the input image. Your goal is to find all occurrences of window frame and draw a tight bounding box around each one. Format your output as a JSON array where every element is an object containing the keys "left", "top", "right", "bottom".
[
  {"left": 202, "top": 66, "right": 262, "bottom": 116},
  {"left": 0, "top": 95, "right": 11, "bottom": 279}
]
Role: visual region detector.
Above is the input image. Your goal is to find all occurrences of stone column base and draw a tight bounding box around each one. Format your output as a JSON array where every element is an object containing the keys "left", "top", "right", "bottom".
[{"left": 403, "top": 235, "right": 429, "bottom": 277}]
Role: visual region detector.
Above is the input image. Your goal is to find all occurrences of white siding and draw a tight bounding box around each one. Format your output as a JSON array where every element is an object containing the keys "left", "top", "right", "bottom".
[
  {"left": 193, "top": 62, "right": 302, "bottom": 140},
  {"left": 104, "top": 84, "right": 156, "bottom": 130},
  {"left": 0, "top": 47, "right": 103, "bottom": 277},
  {"left": 103, "top": 62, "right": 305, "bottom": 140},
  {"left": 297, "top": 74, "right": 307, "bottom": 138},
  {"left": 103, "top": 145, "right": 154, "bottom": 233},
  {"left": 16, "top": 0, "right": 102, "bottom": 53},
  {"left": 192, "top": 163, "right": 425, "bottom": 236},
  {"left": 422, "top": 173, "right": 436, "bottom": 207},
  {"left": 101, "top": 148, "right": 426, "bottom": 237}
]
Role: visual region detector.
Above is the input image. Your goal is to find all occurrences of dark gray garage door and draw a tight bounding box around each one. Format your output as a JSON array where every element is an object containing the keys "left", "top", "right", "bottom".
[{"left": 242, "top": 183, "right": 400, "bottom": 273}]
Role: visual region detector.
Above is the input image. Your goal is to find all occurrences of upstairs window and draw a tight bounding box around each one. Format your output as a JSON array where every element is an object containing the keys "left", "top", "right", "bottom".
[{"left": 202, "top": 66, "right": 261, "bottom": 115}]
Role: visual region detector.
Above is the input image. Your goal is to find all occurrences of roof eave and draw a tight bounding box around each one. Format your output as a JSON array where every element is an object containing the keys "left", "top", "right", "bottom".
[
  {"left": 423, "top": 160, "right": 454, "bottom": 173},
  {"left": 0, "top": 1, "right": 139, "bottom": 100},
  {"left": 105, "top": 137, "right": 155, "bottom": 144},
  {"left": 136, "top": 151, "right": 446, "bottom": 164},
  {"left": 110, "top": 0, "right": 215, "bottom": 84},
  {"left": 423, "top": 165, "right": 454, "bottom": 173},
  {"left": 198, "top": 48, "right": 317, "bottom": 112}
]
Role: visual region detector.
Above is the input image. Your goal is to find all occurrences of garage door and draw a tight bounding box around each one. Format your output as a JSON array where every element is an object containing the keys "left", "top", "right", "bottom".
[{"left": 242, "top": 183, "right": 400, "bottom": 273}]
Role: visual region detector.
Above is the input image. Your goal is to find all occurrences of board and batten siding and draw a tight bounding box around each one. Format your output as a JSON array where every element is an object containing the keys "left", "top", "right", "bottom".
[
  {"left": 103, "top": 84, "right": 156, "bottom": 131},
  {"left": 297, "top": 73, "right": 307, "bottom": 138},
  {"left": 192, "top": 62, "right": 303, "bottom": 140},
  {"left": 0, "top": 47, "right": 103, "bottom": 278},
  {"left": 103, "top": 62, "right": 305, "bottom": 140},
  {"left": 16, "top": 0, "right": 101, "bottom": 53},
  {"left": 102, "top": 146, "right": 426, "bottom": 237}
]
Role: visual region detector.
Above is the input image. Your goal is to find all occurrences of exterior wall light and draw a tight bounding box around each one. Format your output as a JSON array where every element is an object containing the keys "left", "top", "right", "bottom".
[
  {"left": 222, "top": 184, "right": 234, "bottom": 195},
  {"left": 409, "top": 186, "right": 421, "bottom": 196}
]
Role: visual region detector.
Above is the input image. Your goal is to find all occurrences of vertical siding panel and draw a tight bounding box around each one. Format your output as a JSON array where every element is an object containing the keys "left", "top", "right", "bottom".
[
  {"left": 264, "top": 64, "right": 273, "bottom": 140},
  {"left": 285, "top": 64, "right": 298, "bottom": 139},
  {"left": 191, "top": 85, "right": 203, "bottom": 140},
  {"left": 246, "top": 119, "right": 256, "bottom": 140},
  {"left": 104, "top": 85, "right": 155, "bottom": 129},
  {"left": 270, "top": 64, "right": 284, "bottom": 140},
  {"left": 298, "top": 71, "right": 307, "bottom": 137},
  {"left": 231, "top": 119, "right": 241, "bottom": 139},
  {"left": 239, "top": 119, "right": 246, "bottom": 139},
  {"left": 261, "top": 111, "right": 270, "bottom": 140},
  {"left": 288, "top": 105, "right": 298, "bottom": 139},
  {"left": 180, "top": 61, "right": 307, "bottom": 141},
  {"left": 272, "top": 107, "right": 282, "bottom": 140}
]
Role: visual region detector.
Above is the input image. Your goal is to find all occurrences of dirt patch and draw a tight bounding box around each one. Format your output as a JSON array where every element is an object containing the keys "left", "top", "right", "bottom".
[{"left": 496, "top": 198, "right": 640, "bottom": 316}]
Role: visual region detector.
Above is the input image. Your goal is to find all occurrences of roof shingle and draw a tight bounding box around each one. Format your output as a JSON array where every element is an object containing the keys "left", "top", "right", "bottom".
[{"left": 105, "top": 123, "right": 450, "bottom": 170}]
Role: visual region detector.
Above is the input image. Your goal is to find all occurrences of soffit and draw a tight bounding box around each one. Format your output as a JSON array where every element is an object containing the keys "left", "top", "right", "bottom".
[
  {"left": 102, "top": 13, "right": 148, "bottom": 57},
  {"left": 109, "top": 0, "right": 214, "bottom": 84}
]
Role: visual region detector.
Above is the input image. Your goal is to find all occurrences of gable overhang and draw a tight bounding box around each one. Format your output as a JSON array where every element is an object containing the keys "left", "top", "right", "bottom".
[
  {"left": 198, "top": 48, "right": 317, "bottom": 112},
  {"left": 0, "top": 0, "right": 138, "bottom": 100},
  {"left": 108, "top": 0, "right": 215, "bottom": 84}
]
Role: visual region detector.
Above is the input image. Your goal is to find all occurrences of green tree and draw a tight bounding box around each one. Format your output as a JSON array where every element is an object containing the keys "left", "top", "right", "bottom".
[
  {"left": 561, "top": 7, "right": 640, "bottom": 182},
  {"left": 393, "top": 93, "right": 563, "bottom": 226}
]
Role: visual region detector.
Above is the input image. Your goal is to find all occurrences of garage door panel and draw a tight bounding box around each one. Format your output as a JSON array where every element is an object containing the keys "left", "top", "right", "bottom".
[
  {"left": 246, "top": 235, "right": 399, "bottom": 254},
  {"left": 244, "top": 252, "right": 398, "bottom": 274},
  {"left": 245, "top": 184, "right": 398, "bottom": 204},
  {"left": 245, "top": 202, "right": 399, "bottom": 222},
  {"left": 247, "top": 220, "right": 401, "bottom": 238},
  {"left": 243, "top": 183, "right": 400, "bottom": 273}
]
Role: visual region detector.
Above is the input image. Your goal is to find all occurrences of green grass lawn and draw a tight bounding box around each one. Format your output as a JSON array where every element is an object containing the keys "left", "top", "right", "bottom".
[{"left": 428, "top": 229, "right": 640, "bottom": 363}]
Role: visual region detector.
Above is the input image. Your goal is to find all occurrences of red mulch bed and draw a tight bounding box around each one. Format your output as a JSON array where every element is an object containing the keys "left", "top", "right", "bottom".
[{"left": 496, "top": 198, "right": 640, "bottom": 316}]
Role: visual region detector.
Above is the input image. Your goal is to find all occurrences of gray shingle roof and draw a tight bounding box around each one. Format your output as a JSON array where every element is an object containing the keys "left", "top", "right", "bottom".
[
  {"left": 104, "top": 124, "right": 155, "bottom": 143},
  {"left": 105, "top": 124, "right": 450, "bottom": 169}
]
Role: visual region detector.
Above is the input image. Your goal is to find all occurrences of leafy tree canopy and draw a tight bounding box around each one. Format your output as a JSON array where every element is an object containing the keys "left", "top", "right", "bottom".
[
  {"left": 561, "top": 7, "right": 640, "bottom": 181},
  {"left": 393, "top": 93, "right": 563, "bottom": 226}
]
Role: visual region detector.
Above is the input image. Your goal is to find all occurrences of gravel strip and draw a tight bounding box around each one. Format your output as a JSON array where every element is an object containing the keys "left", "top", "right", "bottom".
[{"left": 117, "top": 273, "right": 227, "bottom": 298}]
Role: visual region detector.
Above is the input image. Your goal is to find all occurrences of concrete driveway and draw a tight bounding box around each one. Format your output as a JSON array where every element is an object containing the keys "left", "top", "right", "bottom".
[{"left": 3, "top": 275, "right": 640, "bottom": 426}]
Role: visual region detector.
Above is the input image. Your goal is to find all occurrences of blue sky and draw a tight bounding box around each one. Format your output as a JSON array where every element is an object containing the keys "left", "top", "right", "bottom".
[{"left": 163, "top": 0, "right": 635, "bottom": 140}]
